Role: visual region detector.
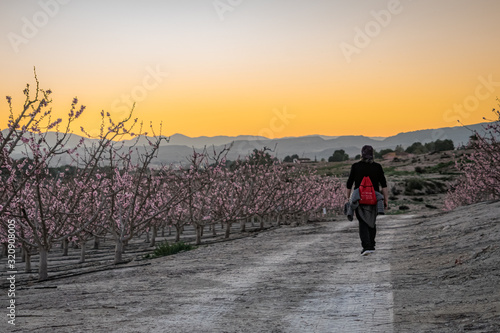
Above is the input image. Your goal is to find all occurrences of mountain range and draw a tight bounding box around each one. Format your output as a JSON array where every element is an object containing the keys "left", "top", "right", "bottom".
[{"left": 3, "top": 122, "right": 494, "bottom": 166}]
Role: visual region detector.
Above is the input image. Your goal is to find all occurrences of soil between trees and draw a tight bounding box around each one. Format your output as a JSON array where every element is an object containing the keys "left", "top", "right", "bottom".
[{"left": 2, "top": 201, "right": 499, "bottom": 333}]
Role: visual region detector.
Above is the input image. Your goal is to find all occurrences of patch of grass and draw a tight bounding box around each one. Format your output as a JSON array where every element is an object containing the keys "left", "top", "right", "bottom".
[
  {"left": 384, "top": 166, "right": 416, "bottom": 177},
  {"left": 315, "top": 162, "right": 351, "bottom": 176},
  {"left": 424, "top": 161, "right": 456, "bottom": 173},
  {"left": 316, "top": 163, "right": 344, "bottom": 171},
  {"left": 145, "top": 241, "right": 196, "bottom": 259}
]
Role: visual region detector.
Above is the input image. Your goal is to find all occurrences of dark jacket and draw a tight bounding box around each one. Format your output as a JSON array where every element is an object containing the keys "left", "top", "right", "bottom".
[{"left": 346, "top": 160, "right": 387, "bottom": 193}]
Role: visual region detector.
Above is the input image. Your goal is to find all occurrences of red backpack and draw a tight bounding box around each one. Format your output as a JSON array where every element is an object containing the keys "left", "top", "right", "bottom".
[{"left": 359, "top": 176, "right": 377, "bottom": 205}]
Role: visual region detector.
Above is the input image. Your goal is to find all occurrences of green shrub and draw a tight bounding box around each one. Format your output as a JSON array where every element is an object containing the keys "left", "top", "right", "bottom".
[
  {"left": 404, "top": 178, "right": 448, "bottom": 195},
  {"left": 427, "top": 180, "right": 447, "bottom": 194},
  {"left": 150, "top": 241, "right": 195, "bottom": 258},
  {"left": 415, "top": 166, "right": 425, "bottom": 174},
  {"left": 391, "top": 186, "right": 402, "bottom": 196},
  {"left": 328, "top": 149, "right": 349, "bottom": 162},
  {"left": 404, "top": 178, "right": 424, "bottom": 194}
]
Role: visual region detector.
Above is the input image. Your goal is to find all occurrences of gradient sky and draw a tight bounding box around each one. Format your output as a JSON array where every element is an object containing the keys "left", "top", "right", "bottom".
[{"left": 1, "top": 0, "right": 499, "bottom": 138}]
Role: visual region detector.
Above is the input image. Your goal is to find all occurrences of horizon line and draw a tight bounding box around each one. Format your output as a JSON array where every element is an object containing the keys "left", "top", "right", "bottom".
[{"left": 0, "top": 120, "right": 491, "bottom": 141}]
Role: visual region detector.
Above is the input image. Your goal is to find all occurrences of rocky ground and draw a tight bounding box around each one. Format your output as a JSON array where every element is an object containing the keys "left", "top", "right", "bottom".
[
  {"left": 391, "top": 200, "right": 500, "bottom": 332},
  {"left": 1, "top": 200, "right": 499, "bottom": 332}
]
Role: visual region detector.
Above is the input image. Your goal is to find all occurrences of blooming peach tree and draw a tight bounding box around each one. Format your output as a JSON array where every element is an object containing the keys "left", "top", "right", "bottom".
[{"left": 444, "top": 107, "right": 500, "bottom": 210}]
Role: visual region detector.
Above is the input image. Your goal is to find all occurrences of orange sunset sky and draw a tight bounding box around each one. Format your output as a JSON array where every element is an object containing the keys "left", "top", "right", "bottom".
[{"left": 1, "top": 0, "right": 499, "bottom": 139}]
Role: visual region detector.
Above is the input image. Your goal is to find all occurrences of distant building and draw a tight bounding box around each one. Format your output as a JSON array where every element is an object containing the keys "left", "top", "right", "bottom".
[{"left": 292, "top": 157, "right": 316, "bottom": 164}]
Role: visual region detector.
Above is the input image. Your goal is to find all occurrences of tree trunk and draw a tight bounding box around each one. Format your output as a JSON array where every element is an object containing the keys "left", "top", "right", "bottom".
[
  {"left": 93, "top": 235, "right": 100, "bottom": 250},
  {"left": 225, "top": 222, "right": 231, "bottom": 239},
  {"left": 62, "top": 238, "right": 69, "bottom": 256},
  {"left": 79, "top": 241, "right": 86, "bottom": 263},
  {"left": 150, "top": 226, "right": 157, "bottom": 247},
  {"left": 114, "top": 239, "right": 124, "bottom": 264},
  {"left": 161, "top": 226, "right": 165, "bottom": 237},
  {"left": 20, "top": 246, "right": 25, "bottom": 263},
  {"left": 260, "top": 216, "right": 265, "bottom": 230},
  {"left": 175, "top": 225, "right": 181, "bottom": 242},
  {"left": 2, "top": 243, "right": 7, "bottom": 257},
  {"left": 195, "top": 225, "right": 202, "bottom": 245},
  {"left": 145, "top": 230, "right": 150, "bottom": 243},
  {"left": 38, "top": 247, "right": 48, "bottom": 281},
  {"left": 25, "top": 248, "right": 31, "bottom": 273},
  {"left": 212, "top": 223, "right": 217, "bottom": 236},
  {"left": 240, "top": 219, "right": 246, "bottom": 232}
]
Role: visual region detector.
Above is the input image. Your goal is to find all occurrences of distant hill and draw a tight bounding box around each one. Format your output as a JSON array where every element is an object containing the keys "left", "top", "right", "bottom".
[
  {"left": 164, "top": 134, "right": 267, "bottom": 148},
  {"left": 3, "top": 122, "right": 495, "bottom": 165}
]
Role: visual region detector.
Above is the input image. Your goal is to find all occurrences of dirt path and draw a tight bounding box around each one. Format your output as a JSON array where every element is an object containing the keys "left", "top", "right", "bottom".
[
  {"left": 5, "top": 218, "right": 396, "bottom": 332},
  {"left": 3, "top": 201, "right": 500, "bottom": 332}
]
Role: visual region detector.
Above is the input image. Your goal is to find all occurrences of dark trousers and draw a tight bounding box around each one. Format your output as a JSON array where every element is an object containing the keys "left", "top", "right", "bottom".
[{"left": 358, "top": 220, "right": 376, "bottom": 250}]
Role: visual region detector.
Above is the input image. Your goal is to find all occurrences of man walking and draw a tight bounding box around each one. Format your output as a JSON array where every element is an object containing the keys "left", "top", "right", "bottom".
[{"left": 346, "top": 145, "right": 388, "bottom": 256}]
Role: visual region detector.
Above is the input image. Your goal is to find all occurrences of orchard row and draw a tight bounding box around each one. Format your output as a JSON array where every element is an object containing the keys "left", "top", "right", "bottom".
[{"left": 0, "top": 74, "right": 344, "bottom": 281}]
